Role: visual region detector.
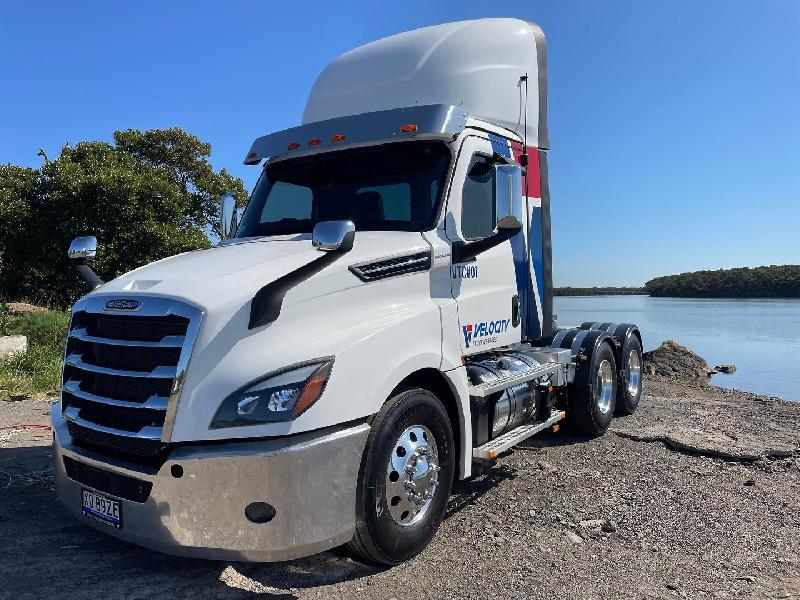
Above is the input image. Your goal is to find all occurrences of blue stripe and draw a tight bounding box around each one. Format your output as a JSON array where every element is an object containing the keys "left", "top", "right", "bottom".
[{"left": 489, "top": 134, "right": 511, "bottom": 157}]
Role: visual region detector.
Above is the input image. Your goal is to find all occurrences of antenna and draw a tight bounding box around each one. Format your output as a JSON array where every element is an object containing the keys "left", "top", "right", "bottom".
[{"left": 519, "top": 74, "right": 529, "bottom": 167}]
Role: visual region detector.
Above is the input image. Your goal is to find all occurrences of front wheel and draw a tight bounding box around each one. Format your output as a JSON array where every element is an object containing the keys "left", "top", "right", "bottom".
[{"left": 347, "top": 387, "right": 454, "bottom": 565}]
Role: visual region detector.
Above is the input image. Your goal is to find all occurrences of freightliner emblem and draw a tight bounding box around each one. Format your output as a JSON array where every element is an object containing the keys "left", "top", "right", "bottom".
[{"left": 104, "top": 298, "right": 140, "bottom": 311}]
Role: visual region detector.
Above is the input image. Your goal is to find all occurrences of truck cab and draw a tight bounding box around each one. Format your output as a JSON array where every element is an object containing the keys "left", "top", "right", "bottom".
[{"left": 53, "top": 18, "right": 643, "bottom": 565}]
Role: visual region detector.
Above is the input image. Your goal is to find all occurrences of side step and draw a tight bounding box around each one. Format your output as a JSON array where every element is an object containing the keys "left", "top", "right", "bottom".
[
  {"left": 468, "top": 362, "right": 562, "bottom": 397},
  {"left": 472, "top": 410, "right": 566, "bottom": 460}
]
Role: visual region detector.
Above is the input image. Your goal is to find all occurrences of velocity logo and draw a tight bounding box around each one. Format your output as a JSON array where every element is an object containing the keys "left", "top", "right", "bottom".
[{"left": 462, "top": 319, "right": 511, "bottom": 348}]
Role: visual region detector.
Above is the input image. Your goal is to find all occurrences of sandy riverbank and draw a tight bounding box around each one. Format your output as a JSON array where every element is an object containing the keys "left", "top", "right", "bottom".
[{"left": 1, "top": 379, "right": 798, "bottom": 599}]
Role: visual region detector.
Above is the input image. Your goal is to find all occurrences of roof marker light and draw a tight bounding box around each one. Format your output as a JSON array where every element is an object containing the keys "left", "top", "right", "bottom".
[
  {"left": 308, "top": 138, "right": 322, "bottom": 146},
  {"left": 287, "top": 142, "right": 300, "bottom": 150},
  {"left": 330, "top": 134, "right": 346, "bottom": 142},
  {"left": 399, "top": 124, "right": 418, "bottom": 133}
]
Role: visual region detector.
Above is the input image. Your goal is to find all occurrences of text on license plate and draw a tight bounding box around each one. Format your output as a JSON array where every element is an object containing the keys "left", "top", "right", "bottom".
[{"left": 81, "top": 488, "right": 122, "bottom": 528}]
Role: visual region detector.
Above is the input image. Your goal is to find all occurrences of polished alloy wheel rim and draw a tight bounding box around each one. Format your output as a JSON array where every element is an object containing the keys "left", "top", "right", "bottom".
[
  {"left": 596, "top": 359, "right": 614, "bottom": 415},
  {"left": 627, "top": 350, "right": 642, "bottom": 397},
  {"left": 384, "top": 425, "right": 440, "bottom": 527}
]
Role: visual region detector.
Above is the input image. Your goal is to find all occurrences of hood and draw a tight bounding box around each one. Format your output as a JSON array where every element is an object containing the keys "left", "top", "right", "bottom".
[{"left": 92, "top": 231, "right": 431, "bottom": 309}]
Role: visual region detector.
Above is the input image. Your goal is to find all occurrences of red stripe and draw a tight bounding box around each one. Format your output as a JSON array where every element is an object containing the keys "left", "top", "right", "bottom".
[{"left": 510, "top": 143, "right": 541, "bottom": 198}]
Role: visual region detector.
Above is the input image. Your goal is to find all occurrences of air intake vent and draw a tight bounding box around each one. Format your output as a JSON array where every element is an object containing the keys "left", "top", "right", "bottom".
[
  {"left": 63, "top": 456, "right": 153, "bottom": 503},
  {"left": 349, "top": 251, "right": 431, "bottom": 282}
]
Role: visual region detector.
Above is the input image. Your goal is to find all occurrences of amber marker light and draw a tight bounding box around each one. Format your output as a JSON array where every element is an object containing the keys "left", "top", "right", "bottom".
[
  {"left": 287, "top": 142, "right": 300, "bottom": 150},
  {"left": 292, "top": 361, "right": 334, "bottom": 418},
  {"left": 308, "top": 138, "right": 322, "bottom": 146},
  {"left": 330, "top": 134, "right": 346, "bottom": 142},
  {"left": 399, "top": 124, "right": 418, "bottom": 133}
]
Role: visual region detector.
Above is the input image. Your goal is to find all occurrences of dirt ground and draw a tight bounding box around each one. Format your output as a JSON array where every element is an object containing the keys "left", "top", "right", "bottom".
[{"left": 1, "top": 380, "right": 799, "bottom": 599}]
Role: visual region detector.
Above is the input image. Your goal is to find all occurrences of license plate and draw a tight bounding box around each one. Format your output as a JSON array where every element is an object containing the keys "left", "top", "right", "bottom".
[{"left": 81, "top": 488, "right": 122, "bottom": 528}]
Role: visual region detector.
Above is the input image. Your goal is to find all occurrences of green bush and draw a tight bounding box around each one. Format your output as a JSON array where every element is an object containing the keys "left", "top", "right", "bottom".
[{"left": 0, "top": 305, "right": 69, "bottom": 397}]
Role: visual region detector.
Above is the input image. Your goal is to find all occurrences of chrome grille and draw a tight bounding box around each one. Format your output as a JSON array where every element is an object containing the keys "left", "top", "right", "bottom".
[{"left": 61, "top": 296, "right": 202, "bottom": 464}]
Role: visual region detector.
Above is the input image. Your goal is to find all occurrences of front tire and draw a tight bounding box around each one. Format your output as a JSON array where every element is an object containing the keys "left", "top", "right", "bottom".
[{"left": 347, "top": 387, "right": 455, "bottom": 565}]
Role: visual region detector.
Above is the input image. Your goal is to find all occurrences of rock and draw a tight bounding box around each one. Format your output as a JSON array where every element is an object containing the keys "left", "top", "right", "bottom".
[
  {"left": 537, "top": 460, "right": 557, "bottom": 474},
  {"left": 4, "top": 302, "right": 47, "bottom": 315},
  {"left": 602, "top": 519, "right": 618, "bottom": 533},
  {"left": 736, "top": 575, "right": 757, "bottom": 583},
  {"left": 564, "top": 530, "right": 583, "bottom": 545},
  {"left": 642, "top": 340, "right": 713, "bottom": 382},
  {"left": 579, "top": 519, "right": 605, "bottom": 529},
  {"left": 744, "top": 479, "right": 755, "bottom": 486},
  {"left": 715, "top": 364, "right": 737, "bottom": 374},
  {"left": 0, "top": 335, "right": 27, "bottom": 358}
]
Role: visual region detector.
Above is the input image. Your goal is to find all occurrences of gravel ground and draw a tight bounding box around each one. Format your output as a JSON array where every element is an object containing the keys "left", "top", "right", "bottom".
[{"left": 1, "top": 380, "right": 799, "bottom": 599}]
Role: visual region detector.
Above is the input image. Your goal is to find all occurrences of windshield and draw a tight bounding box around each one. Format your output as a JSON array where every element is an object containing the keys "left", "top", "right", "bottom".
[{"left": 235, "top": 141, "right": 451, "bottom": 238}]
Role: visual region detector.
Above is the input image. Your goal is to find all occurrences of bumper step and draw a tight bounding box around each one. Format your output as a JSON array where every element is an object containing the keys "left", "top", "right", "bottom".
[{"left": 472, "top": 410, "right": 566, "bottom": 460}]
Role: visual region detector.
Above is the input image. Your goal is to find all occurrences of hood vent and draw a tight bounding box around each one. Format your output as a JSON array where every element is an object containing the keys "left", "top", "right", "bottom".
[{"left": 349, "top": 251, "right": 432, "bottom": 282}]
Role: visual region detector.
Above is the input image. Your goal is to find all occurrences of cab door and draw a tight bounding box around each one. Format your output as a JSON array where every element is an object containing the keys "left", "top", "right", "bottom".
[{"left": 445, "top": 135, "right": 522, "bottom": 355}]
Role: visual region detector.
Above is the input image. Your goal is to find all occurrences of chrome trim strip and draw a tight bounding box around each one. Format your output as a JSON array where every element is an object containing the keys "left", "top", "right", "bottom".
[
  {"left": 63, "top": 406, "right": 163, "bottom": 441},
  {"left": 63, "top": 380, "right": 169, "bottom": 411},
  {"left": 69, "top": 327, "right": 185, "bottom": 348},
  {"left": 65, "top": 353, "right": 177, "bottom": 379}
]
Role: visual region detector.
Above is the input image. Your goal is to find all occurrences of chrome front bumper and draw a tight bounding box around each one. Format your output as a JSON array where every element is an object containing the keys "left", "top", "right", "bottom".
[{"left": 52, "top": 406, "right": 370, "bottom": 562}]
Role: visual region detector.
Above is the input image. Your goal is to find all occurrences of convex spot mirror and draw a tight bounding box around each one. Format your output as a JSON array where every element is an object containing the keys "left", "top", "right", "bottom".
[
  {"left": 494, "top": 164, "right": 524, "bottom": 231},
  {"left": 312, "top": 220, "right": 355, "bottom": 252},
  {"left": 68, "top": 236, "right": 98, "bottom": 261},
  {"left": 220, "top": 193, "right": 238, "bottom": 240}
]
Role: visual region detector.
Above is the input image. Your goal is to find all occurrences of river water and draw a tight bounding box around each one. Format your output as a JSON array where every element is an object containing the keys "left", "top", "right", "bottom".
[{"left": 554, "top": 295, "right": 800, "bottom": 401}]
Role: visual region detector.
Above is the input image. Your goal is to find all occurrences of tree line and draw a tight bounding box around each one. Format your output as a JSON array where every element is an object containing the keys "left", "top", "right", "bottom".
[
  {"left": 0, "top": 128, "right": 247, "bottom": 307},
  {"left": 644, "top": 265, "right": 800, "bottom": 298},
  {"left": 554, "top": 287, "right": 644, "bottom": 296}
]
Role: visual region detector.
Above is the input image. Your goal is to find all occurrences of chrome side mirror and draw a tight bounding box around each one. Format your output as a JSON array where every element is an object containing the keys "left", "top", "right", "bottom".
[
  {"left": 220, "top": 193, "right": 238, "bottom": 240},
  {"left": 312, "top": 220, "right": 355, "bottom": 252},
  {"left": 494, "top": 164, "right": 524, "bottom": 231},
  {"left": 68, "top": 236, "right": 98, "bottom": 261}
]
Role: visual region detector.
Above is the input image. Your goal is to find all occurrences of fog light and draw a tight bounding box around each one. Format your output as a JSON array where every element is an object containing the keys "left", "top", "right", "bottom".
[{"left": 245, "top": 502, "right": 276, "bottom": 524}]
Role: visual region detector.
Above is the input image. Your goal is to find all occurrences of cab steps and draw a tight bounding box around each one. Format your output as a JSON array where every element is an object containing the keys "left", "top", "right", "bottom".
[
  {"left": 472, "top": 410, "right": 566, "bottom": 460},
  {"left": 467, "top": 362, "right": 563, "bottom": 397}
]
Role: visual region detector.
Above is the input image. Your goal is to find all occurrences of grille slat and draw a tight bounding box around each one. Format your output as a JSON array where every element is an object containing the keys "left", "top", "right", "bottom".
[
  {"left": 63, "top": 455, "right": 153, "bottom": 502},
  {"left": 62, "top": 307, "right": 194, "bottom": 466}
]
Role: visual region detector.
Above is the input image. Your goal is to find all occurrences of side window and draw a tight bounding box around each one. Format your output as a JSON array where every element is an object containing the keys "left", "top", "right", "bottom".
[
  {"left": 260, "top": 182, "right": 312, "bottom": 223},
  {"left": 461, "top": 155, "right": 496, "bottom": 240}
]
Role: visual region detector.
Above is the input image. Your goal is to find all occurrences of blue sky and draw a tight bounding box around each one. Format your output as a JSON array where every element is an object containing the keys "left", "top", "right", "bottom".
[{"left": 1, "top": 1, "right": 798, "bottom": 286}]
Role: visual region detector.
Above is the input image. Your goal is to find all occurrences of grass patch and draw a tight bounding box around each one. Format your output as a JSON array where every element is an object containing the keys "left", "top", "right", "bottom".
[{"left": 0, "top": 304, "right": 69, "bottom": 398}]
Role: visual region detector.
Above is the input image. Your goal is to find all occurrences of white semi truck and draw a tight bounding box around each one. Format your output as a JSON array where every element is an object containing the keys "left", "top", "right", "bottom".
[{"left": 54, "top": 18, "right": 643, "bottom": 565}]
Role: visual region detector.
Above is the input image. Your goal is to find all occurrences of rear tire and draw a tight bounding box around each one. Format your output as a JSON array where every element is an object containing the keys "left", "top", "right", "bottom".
[
  {"left": 347, "top": 387, "right": 454, "bottom": 565},
  {"left": 566, "top": 341, "right": 617, "bottom": 436},
  {"left": 616, "top": 335, "right": 643, "bottom": 415}
]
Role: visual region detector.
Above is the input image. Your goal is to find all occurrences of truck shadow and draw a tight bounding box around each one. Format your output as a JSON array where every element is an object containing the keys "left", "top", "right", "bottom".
[{"left": 0, "top": 443, "right": 381, "bottom": 599}]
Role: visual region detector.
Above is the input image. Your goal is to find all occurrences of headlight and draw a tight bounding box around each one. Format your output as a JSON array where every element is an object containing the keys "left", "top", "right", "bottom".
[{"left": 211, "top": 359, "right": 333, "bottom": 428}]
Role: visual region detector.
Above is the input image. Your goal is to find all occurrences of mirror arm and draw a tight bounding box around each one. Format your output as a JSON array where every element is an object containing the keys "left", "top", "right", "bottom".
[
  {"left": 70, "top": 257, "right": 104, "bottom": 291},
  {"left": 451, "top": 226, "right": 520, "bottom": 264}
]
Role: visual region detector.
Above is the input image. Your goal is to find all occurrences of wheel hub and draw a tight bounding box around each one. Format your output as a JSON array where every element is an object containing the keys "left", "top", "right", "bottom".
[
  {"left": 595, "top": 359, "right": 614, "bottom": 415},
  {"left": 627, "top": 349, "right": 641, "bottom": 397},
  {"left": 384, "top": 425, "right": 440, "bottom": 526}
]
